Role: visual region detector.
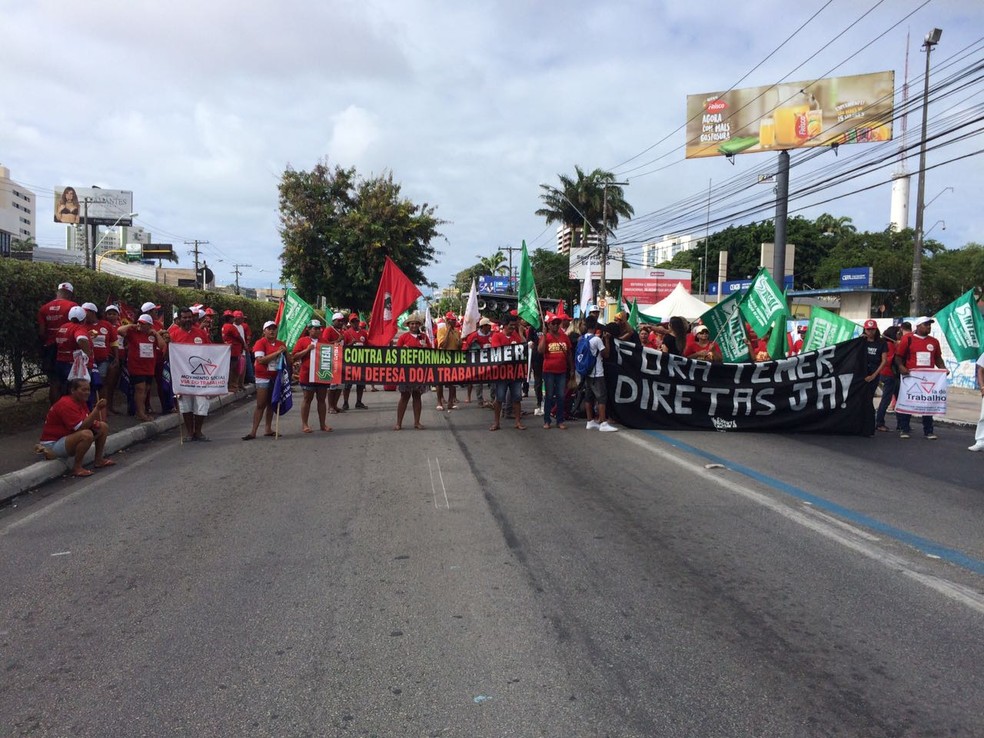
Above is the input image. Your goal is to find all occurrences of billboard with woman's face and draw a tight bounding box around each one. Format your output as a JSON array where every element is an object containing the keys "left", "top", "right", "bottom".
[{"left": 54, "top": 187, "right": 134, "bottom": 225}]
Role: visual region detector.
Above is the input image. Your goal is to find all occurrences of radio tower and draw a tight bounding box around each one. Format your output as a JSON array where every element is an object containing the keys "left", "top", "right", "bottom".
[{"left": 890, "top": 30, "right": 911, "bottom": 231}]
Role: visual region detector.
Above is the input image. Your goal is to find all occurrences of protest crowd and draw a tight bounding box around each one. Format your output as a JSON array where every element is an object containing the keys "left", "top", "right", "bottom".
[{"left": 30, "top": 266, "right": 984, "bottom": 477}]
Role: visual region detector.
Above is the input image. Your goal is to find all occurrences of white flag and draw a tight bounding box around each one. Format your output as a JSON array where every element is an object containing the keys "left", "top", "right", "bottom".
[
  {"left": 579, "top": 274, "right": 594, "bottom": 318},
  {"left": 461, "top": 278, "right": 481, "bottom": 337},
  {"left": 168, "top": 343, "right": 231, "bottom": 396},
  {"left": 424, "top": 306, "right": 436, "bottom": 347}
]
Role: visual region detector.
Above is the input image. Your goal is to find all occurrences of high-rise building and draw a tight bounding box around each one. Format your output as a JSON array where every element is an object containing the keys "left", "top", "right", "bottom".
[
  {"left": 555, "top": 224, "right": 601, "bottom": 255},
  {"left": 642, "top": 234, "right": 704, "bottom": 267},
  {"left": 0, "top": 165, "right": 36, "bottom": 256}
]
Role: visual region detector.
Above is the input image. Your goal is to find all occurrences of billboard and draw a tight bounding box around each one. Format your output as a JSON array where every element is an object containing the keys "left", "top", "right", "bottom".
[
  {"left": 707, "top": 275, "right": 794, "bottom": 296},
  {"left": 840, "top": 267, "right": 873, "bottom": 288},
  {"left": 621, "top": 268, "right": 692, "bottom": 304},
  {"left": 568, "top": 246, "right": 624, "bottom": 281},
  {"left": 685, "top": 71, "right": 894, "bottom": 159},
  {"left": 54, "top": 187, "right": 134, "bottom": 226},
  {"left": 478, "top": 275, "right": 515, "bottom": 294}
]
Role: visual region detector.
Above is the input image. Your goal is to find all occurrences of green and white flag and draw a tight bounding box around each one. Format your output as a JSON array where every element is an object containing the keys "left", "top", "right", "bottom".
[
  {"left": 517, "top": 240, "right": 541, "bottom": 329},
  {"left": 934, "top": 289, "right": 984, "bottom": 362},
  {"left": 738, "top": 268, "right": 787, "bottom": 338},
  {"left": 701, "top": 290, "right": 751, "bottom": 362},
  {"left": 766, "top": 309, "right": 791, "bottom": 360},
  {"left": 628, "top": 298, "right": 640, "bottom": 330},
  {"left": 277, "top": 288, "right": 315, "bottom": 350},
  {"left": 802, "top": 305, "right": 859, "bottom": 352}
]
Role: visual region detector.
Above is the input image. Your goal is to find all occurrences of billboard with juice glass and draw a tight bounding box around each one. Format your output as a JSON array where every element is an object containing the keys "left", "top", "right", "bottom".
[{"left": 685, "top": 71, "right": 894, "bottom": 159}]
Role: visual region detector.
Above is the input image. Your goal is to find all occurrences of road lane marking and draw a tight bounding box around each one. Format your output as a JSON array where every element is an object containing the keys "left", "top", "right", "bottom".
[
  {"left": 428, "top": 458, "right": 450, "bottom": 510},
  {"left": 621, "top": 432, "right": 984, "bottom": 615}
]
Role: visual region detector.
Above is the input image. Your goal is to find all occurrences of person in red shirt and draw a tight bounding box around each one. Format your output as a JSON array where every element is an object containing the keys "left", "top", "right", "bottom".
[
  {"left": 167, "top": 307, "right": 214, "bottom": 441},
  {"left": 320, "top": 312, "right": 347, "bottom": 413},
  {"left": 99, "top": 305, "right": 123, "bottom": 414},
  {"left": 36, "top": 378, "right": 115, "bottom": 477},
  {"left": 875, "top": 325, "right": 901, "bottom": 432},
  {"left": 684, "top": 325, "right": 723, "bottom": 362},
  {"left": 118, "top": 314, "right": 167, "bottom": 422},
  {"left": 394, "top": 313, "right": 430, "bottom": 431},
  {"left": 343, "top": 312, "right": 370, "bottom": 410},
  {"left": 789, "top": 325, "right": 807, "bottom": 355},
  {"left": 463, "top": 317, "right": 494, "bottom": 407},
  {"left": 490, "top": 315, "right": 526, "bottom": 431},
  {"left": 893, "top": 316, "right": 947, "bottom": 439},
  {"left": 53, "top": 306, "right": 93, "bottom": 390},
  {"left": 538, "top": 313, "right": 572, "bottom": 429},
  {"left": 292, "top": 319, "right": 331, "bottom": 434},
  {"left": 243, "top": 320, "right": 288, "bottom": 440},
  {"left": 38, "top": 281, "right": 79, "bottom": 404},
  {"left": 221, "top": 311, "right": 247, "bottom": 391}
]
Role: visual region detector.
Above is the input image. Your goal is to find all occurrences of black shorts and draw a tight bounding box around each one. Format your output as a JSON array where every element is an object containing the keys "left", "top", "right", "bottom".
[{"left": 130, "top": 374, "right": 154, "bottom": 385}]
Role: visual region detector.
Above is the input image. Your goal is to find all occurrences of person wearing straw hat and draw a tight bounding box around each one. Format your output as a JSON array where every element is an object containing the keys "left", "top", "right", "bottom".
[{"left": 394, "top": 312, "right": 430, "bottom": 430}]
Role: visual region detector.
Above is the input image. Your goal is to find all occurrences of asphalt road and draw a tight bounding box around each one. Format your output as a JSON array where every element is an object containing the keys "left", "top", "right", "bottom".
[{"left": 1, "top": 395, "right": 981, "bottom": 737}]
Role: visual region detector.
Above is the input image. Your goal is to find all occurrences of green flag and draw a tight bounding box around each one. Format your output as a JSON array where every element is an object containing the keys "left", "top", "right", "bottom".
[
  {"left": 517, "top": 240, "right": 541, "bottom": 329},
  {"left": 738, "top": 268, "right": 787, "bottom": 338},
  {"left": 801, "top": 305, "right": 859, "bottom": 352},
  {"left": 277, "top": 288, "right": 315, "bottom": 350},
  {"left": 628, "top": 298, "right": 640, "bottom": 330},
  {"left": 701, "top": 290, "right": 751, "bottom": 362},
  {"left": 934, "top": 289, "right": 984, "bottom": 362},
  {"left": 636, "top": 311, "right": 663, "bottom": 325},
  {"left": 766, "top": 310, "right": 790, "bottom": 360}
]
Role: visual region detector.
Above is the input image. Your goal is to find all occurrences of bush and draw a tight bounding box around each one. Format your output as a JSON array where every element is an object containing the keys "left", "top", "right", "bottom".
[{"left": 0, "top": 259, "right": 278, "bottom": 396}]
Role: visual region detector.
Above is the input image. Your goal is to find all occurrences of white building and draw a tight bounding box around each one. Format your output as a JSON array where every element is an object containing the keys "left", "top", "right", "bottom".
[
  {"left": 0, "top": 165, "right": 36, "bottom": 256},
  {"left": 642, "top": 234, "right": 704, "bottom": 267},
  {"left": 66, "top": 224, "right": 150, "bottom": 254},
  {"left": 555, "top": 224, "right": 601, "bottom": 256}
]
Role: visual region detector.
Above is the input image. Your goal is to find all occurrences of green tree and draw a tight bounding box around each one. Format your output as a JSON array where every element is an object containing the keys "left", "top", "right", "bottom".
[
  {"left": 478, "top": 251, "right": 509, "bottom": 276},
  {"left": 10, "top": 237, "right": 36, "bottom": 253},
  {"left": 530, "top": 248, "right": 575, "bottom": 303},
  {"left": 278, "top": 159, "right": 443, "bottom": 308},
  {"left": 536, "top": 166, "right": 633, "bottom": 247}
]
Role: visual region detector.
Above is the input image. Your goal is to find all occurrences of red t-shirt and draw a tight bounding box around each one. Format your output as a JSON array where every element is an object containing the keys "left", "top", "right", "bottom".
[
  {"left": 54, "top": 322, "right": 90, "bottom": 363},
  {"left": 541, "top": 331, "right": 571, "bottom": 374},
  {"left": 91, "top": 320, "right": 119, "bottom": 362},
  {"left": 167, "top": 324, "right": 210, "bottom": 345},
  {"left": 344, "top": 327, "right": 369, "bottom": 346},
  {"left": 685, "top": 339, "right": 722, "bottom": 360},
  {"left": 253, "top": 337, "right": 286, "bottom": 380},
  {"left": 320, "top": 325, "right": 344, "bottom": 343},
  {"left": 491, "top": 330, "right": 522, "bottom": 348},
  {"left": 293, "top": 335, "right": 316, "bottom": 382},
  {"left": 397, "top": 331, "right": 430, "bottom": 348},
  {"left": 879, "top": 340, "right": 896, "bottom": 377},
  {"left": 221, "top": 322, "right": 244, "bottom": 357},
  {"left": 126, "top": 330, "right": 159, "bottom": 376},
  {"left": 463, "top": 330, "right": 493, "bottom": 350},
  {"left": 38, "top": 298, "right": 78, "bottom": 345},
  {"left": 895, "top": 333, "right": 942, "bottom": 370},
  {"left": 40, "top": 395, "right": 89, "bottom": 442}
]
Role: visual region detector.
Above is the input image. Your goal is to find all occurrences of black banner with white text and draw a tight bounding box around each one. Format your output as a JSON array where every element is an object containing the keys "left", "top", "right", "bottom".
[
  {"left": 340, "top": 344, "right": 528, "bottom": 385},
  {"left": 606, "top": 337, "right": 872, "bottom": 434}
]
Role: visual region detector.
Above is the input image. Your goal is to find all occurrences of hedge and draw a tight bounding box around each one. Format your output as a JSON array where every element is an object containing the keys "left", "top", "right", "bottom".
[{"left": 0, "top": 258, "right": 278, "bottom": 397}]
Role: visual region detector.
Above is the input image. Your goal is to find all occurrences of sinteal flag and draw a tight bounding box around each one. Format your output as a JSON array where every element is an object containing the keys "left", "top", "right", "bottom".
[
  {"left": 517, "top": 240, "right": 541, "bottom": 329},
  {"left": 701, "top": 290, "right": 750, "bottom": 362},
  {"left": 802, "top": 305, "right": 859, "bottom": 352},
  {"left": 277, "top": 288, "right": 315, "bottom": 350},
  {"left": 738, "top": 268, "right": 787, "bottom": 337},
  {"left": 766, "top": 309, "right": 791, "bottom": 360},
  {"left": 934, "top": 289, "right": 984, "bottom": 362}
]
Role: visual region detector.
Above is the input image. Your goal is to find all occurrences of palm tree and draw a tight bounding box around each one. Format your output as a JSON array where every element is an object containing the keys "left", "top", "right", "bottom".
[
  {"left": 536, "top": 166, "right": 634, "bottom": 246},
  {"left": 478, "top": 251, "right": 509, "bottom": 276},
  {"left": 815, "top": 213, "right": 857, "bottom": 238}
]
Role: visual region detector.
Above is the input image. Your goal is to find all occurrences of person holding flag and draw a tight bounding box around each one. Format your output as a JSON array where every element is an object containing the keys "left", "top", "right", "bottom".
[
  {"left": 243, "top": 321, "right": 288, "bottom": 440},
  {"left": 292, "top": 319, "right": 331, "bottom": 434}
]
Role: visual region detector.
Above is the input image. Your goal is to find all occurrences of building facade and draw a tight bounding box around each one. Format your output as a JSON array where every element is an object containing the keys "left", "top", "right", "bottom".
[
  {"left": 642, "top": 234, "right": 704, "bottom": 267},
  {"left": 555, "top": 224, "right": 601, "bottom": 256},
  {"left": 0, "top": 165, "right": 36, "bottom": 257}
]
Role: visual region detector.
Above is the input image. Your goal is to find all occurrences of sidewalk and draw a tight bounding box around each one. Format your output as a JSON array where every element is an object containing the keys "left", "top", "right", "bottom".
[{"left": 0, "top": 387, "right": 979, "bottom": 505}]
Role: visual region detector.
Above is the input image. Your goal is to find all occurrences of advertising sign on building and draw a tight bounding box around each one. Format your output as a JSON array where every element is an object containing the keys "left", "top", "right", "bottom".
[
  {"left": 478, "top": 276, "right": 514, "bottom": 294},
  {"left": 568, "top": 247, "right": 624, "bottom": 281},
  {"left": 54, "top": 187, "right": 134, "bottom": 226},
  {"left": 621, "top": 268, "right": 692, "bottom": 304},
  {"left": 707, "top": 275, "right": 794, "bottom": 296},
  {"left": 839, "top": 267, "right": 873, "bottom": 288},
  {"left": 685, "top": 71, "right": 895, "bottom": 159}
]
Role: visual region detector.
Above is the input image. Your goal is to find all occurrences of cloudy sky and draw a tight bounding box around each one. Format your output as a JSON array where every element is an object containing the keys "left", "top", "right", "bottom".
[{"left": 3, "top": 0, "right": 982, "bottom": 296}]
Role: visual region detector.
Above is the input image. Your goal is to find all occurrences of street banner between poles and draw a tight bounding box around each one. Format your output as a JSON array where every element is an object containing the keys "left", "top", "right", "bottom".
[
  {"left": 606, "top": 337, "right": 871, "bottom": 434},
  {"left": 168, "top": 344, "right": 231, "bottom": 395},
  {"left": 310, "top": 344, "right": 529, "bottom": 386},
  {"left": 895, "top": 369, "right": 949, "bottom": 415}
]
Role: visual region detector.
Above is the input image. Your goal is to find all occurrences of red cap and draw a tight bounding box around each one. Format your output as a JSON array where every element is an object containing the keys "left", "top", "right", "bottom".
[
  {"left": 863, "top": 319, "right": 877, "bottom": 330},
  {"left": 349, "top": 312, "right": 359, "bottom": 321},
  {"left": 233, "top": 310, "right": 244, "bottom": 318}
]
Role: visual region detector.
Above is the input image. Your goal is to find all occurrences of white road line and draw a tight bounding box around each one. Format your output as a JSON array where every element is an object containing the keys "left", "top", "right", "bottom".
[
  {"left": 436, "top": 457, "right": 450, "bottom": 509},
  {"left": 801, "top": 506, "right": 882, "bottom": 541},
  {"left": 621, "top": 433, "right": 984, "bottom": 615},
  {"left": 428, "top": 458, "right": 439, "bottom": 509}
]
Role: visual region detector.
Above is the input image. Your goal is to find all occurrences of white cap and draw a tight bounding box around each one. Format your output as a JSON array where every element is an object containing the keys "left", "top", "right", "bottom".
[
  {"left": 588, "top": 304, "right": 600, "bottom": 313},
  {"left": 137, "top": 314, "right": 154, "bottom": 325},
  {"left": 141, "top": 301, "right": 160, "bottom": 312},
  {"left": 68, "top": 306, "right": 86, "bottom": 322},
  {"left": 479, "top": 317, "right": 492, "bottom": 327},
  {"left": 263, "top": 320, "right": 277, "bottom": 330},
  {"left": 332, "top": 312, "right": 345, "bottom": 321},
  {"left": 104, "top": 304, "right": 120, "bottom": 313},
  {"left": 58, "top": 282, "right": 74, "bottom": 293},
  {"left": 915, "top": 316, "right": 934, "bottom": 325},
  {"left": 81, "top": 302, "right": 98, "bottom": 313},
  {"left": 309, "top": 319, "right": 322, "bottom": 327}
]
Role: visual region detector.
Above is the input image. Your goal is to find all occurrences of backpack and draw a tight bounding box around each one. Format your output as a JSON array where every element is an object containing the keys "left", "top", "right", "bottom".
[{"left": 574, "top": 334, "right": 597, "bottom": 377}]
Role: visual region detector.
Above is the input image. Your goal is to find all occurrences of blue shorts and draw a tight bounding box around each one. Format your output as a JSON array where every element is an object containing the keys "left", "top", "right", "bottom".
[
  {"left": 40, "top": 437, "right": 70, "bottom": 458},
  {"left": 494, "top": 380, "right": 523, "bottom": 405}
]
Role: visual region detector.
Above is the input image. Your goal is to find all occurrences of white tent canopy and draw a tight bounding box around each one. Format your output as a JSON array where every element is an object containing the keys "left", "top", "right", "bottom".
[{"left": 638, "top": 283, "right": 711, "bottom": 320}]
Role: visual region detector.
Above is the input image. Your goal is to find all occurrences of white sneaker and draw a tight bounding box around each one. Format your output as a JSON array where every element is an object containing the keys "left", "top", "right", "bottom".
[
  {"left": 435, "top": 405, "right": 444, "bottom": 411},
  {"left": 598, "top": 421, "right": 619, "bottom": 432},
  {"left": 969, "top": 442, "right": 984, "bottom": 452},
  {"left": 533, "top": 406, "right": 543, "bottom": 416},
  {"left": 585, "top": 420, "right": 600, "bottom": 430}
]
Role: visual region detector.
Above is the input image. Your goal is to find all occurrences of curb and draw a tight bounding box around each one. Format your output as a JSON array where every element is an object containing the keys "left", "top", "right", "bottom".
[{"left": 0, "top": 388, "right": 253, "bottom": 505}]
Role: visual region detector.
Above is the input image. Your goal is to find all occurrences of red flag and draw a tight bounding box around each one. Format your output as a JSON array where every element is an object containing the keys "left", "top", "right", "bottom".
[
  {"left": 273, "top": 297, "right": 285, "bottom": 326},
  {"left": 367, "top": 257, "right": 422, "bottom": 346}
]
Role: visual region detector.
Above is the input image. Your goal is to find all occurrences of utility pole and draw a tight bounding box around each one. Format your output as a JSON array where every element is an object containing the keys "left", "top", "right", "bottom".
[
  {"left": 598, "top": 180, "right": 629, "bottom": 310},
  {"left": 185, "top": 240, "right": 209, "bottom": 289},
  {"left": 232, "top": 263, "right": 251, "bottom": 295},
  {"left": 500, "top": 245, "right": 523, "bottom": 291}
]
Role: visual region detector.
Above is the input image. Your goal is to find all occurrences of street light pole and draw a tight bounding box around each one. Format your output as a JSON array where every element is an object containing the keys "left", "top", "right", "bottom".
[
  {"left": 910, "top": 27, "right": 942, "bottom": 316},
  {"left": 598, "top": 180, "right": 629, "bottom": 312}
]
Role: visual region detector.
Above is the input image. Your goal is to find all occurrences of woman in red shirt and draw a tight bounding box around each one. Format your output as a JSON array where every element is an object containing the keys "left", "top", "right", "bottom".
[
  {"left": 244, "top": 321, "right": 288, "bottom": 440},
  {"left": 538, "top": 313, "right": 572, "bottom": 429},
  {"left": 37, "top": 378, "right": 115, "bottom": 477},
  {"left": 394, "top": 313, "right": 430, "bottom": 430},
  {"left": 118, "top": 315, "right": 167, "bottom": 422},
  {"left": 292, "top": 319, "right": 331, "bottom": 434}
]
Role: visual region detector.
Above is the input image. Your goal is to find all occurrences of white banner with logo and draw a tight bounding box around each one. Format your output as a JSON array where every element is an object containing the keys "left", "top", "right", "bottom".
[
  {"left": 895, "top": 368, "right": 948, "bottom": 415},
  {"left": 168, "top": 343, "right": 231, "bottom": 395}
]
